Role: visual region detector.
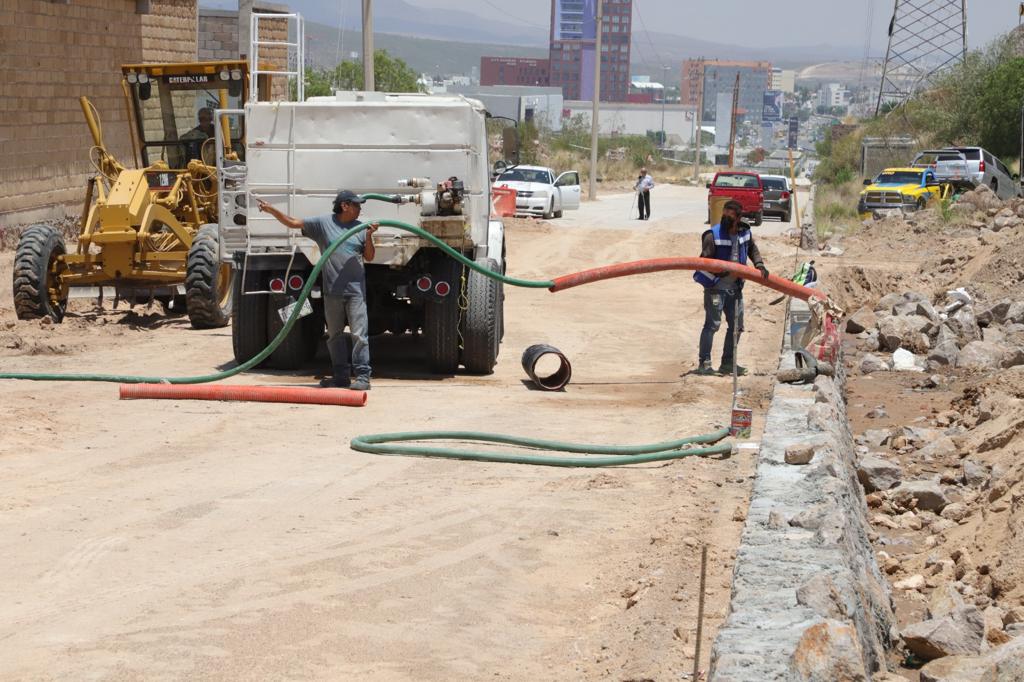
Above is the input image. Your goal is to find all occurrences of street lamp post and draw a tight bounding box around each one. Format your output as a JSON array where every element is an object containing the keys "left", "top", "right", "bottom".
[{"left": 660, "top": 65, "right": 669, "bottom": 147}]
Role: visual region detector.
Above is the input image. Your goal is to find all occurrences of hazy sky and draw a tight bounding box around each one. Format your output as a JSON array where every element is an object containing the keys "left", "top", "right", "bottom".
[{"left": 404, "top": 0, "right": 1012, "bottom": 49}]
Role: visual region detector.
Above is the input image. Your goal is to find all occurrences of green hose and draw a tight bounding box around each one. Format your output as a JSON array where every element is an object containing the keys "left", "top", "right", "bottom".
[
  {"left": 2, "top": 215, "right": 734, "bottom": 468},
  {"left": 0, "top": 219, "right": 551, "bottom": 384},
  {"left": 351, "top": 428, "right": 733, "bottom": 467}
]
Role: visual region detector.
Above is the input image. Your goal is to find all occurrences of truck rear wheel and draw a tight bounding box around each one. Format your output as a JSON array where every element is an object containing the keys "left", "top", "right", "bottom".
[
  {"left": 424, "top": 255, "right": 462, "bottom": 374},
  {"left": 461, "top": 258, "right": 502, "bottom": 375},
  {"left": 186, "top": 225, "right": 233, "bottom": 329},
  {"left": 752, "top": 211, "right": 763, "bottom": 227},
  {"left": 231, "top": 274, "right": 268, "bottom": 367},
  {"left": 13, "top": 224, "right": 68, "bottom": 322},
  {"left": 265, "top": 293, "right": 319, "bottom": 369}
]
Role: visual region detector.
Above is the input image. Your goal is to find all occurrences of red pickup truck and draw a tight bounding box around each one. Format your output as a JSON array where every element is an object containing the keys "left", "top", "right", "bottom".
[{"left": 706, "top": 171, "right": 764, "bottom": 226}]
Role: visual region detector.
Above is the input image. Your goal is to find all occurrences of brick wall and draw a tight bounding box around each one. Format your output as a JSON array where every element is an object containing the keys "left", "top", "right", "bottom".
[
  {"left": 198, "top": 9, "right": 239, "bottom": 61},
  {"left": 0, "top": 0, "right": 197, "bottom": 226}
]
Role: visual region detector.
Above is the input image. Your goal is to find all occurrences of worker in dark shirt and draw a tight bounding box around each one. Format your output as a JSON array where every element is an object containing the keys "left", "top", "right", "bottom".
[
  {"left": 257, "top": 190, "right": 378, "bottom": 390},
  {"left": 692, "top": 200, "right": 768, "bottom": 375}
]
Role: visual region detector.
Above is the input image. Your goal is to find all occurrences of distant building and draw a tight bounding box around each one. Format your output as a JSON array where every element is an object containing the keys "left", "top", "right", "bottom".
[
  {"left": 627, "top": 76, "right": 663, "bottom": 104},
  {"left": 549, "top": 0, "right": 632, "bottom": 102},
  {"left": 818, "top": 83, "right": 850, "bottom": 108},
  {"left": 480, "top": 57, "right": 550, "bottom": 87},
  {"left": 680, "top": 59, "right": 772, "bottom": 122},
  {"left": 770, "top": 68, "right": 796, "bottom": 94},
  {"left": 563, "top": 100, "right": 696, "bottom": 143},
  {"left": 448, "top": 85, "right": 565, "bottom": 131}
]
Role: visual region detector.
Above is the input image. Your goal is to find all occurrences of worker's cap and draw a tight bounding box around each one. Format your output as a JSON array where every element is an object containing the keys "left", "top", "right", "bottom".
[{"left": 334, "top": 190, "right": 366, "bottom": 205}]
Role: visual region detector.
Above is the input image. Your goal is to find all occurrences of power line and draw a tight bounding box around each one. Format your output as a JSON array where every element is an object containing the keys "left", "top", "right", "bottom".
[
  {"left": 475, "top": 0, "right": 550, "bottom": 30},
  {"left": 632, "top": 0, "right": 667, "bottom": 68}
]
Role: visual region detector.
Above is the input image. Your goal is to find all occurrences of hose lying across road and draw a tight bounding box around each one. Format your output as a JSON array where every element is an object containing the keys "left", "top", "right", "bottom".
[{"left": 0, "top": 217, "right": 821, "bottom": 467}]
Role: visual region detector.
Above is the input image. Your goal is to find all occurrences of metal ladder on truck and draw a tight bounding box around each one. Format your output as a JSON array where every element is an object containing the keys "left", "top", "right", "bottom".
[{"left": 216, "top": 11, "right": 305, "bottom": 295}]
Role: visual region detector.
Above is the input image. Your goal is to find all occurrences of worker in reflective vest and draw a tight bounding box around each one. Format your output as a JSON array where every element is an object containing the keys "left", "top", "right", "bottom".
[{"left": 693, "top": 200, "right": 769, "bottom": 376}]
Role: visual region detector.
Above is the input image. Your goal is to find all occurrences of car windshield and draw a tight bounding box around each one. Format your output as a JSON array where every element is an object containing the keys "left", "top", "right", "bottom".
[
  {"left": 761, "top": 178, "right": 787, "bottom": 190},
  {"left": 714, "top": 173, "right": 760, "bottom": 188},
  {"left": 875, "top": 171, "right": 922, "bottom": 184},
  {"left": 498, "top": 169, "right": 551, "bottom": 184}
]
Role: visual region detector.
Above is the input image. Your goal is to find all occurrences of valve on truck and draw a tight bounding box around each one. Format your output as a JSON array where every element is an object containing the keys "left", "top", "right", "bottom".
[{"left": 435, "top": 177, "right": 465, "bottom": 216}]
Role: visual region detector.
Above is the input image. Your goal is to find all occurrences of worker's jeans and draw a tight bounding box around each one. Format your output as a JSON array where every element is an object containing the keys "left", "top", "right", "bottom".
[
  {"left": 638, "top": 190, "right": 651, "bottom": 219},
  {"left": 324, "top": 293, "right": 371, "bottom": 380},
  {"left": 699, "top": 288, "right": 744, "bottom": 365}
]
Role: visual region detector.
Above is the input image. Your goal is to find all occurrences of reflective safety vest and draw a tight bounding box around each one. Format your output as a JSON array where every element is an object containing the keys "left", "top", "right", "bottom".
[{"left": 693, "top": 224, "right": 750, "bottom": 289}]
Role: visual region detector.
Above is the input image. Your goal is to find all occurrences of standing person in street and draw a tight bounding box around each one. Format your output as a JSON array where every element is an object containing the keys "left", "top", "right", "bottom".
[
  {"left": 693, "top": 199, "right": 769, "bottom": 376},
  {"left": 635, "top": 167, "right": 654, "bottom": 220},
  {"left": 257, "top": 190, "right": 378, "bottom": 390}
]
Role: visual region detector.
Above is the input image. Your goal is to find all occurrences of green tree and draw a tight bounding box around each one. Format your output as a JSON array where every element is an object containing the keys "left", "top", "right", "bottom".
[
  {"left": 975, "top": 57, "right": 1024, "bottom": 158},
  {"left": 304, "top": 49, "right": 423, "bottom": 97}
]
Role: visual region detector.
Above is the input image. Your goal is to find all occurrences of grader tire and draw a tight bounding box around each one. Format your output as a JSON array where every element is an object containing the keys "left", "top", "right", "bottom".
[
  {"left": 461, "top": 258, "right": 502, "bottom": 375},
  {"left": 13, "top": 224, "right": 68, "bottom": 322},
  {"left": 186, "top": 225, "right": 233, "bottom": 329}
]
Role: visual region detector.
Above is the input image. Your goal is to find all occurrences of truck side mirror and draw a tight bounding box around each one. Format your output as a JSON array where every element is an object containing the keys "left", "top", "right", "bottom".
[{"left": 502, "top": 127, "right": 520, "bottom": 165}]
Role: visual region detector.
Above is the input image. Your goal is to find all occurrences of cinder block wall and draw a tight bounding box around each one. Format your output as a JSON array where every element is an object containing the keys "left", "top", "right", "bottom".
[
  {"left": 0, "top": 0, "right": 197, "bottom": 227},
  {"left": 198, "top": 9, "right": 239, "bottom": 60}
]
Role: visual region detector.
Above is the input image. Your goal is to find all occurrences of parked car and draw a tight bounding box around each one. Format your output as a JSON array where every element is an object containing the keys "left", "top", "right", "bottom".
[
  {"left": 911, "top": 149, "right": 972, "bottom": 187},
  {"left": 706, "top": 171, "right": 764, "bottom": 225},
  {"left": 492, "top": 165, "right": 581, "bottom": 219},
  {"left": 941, "top": 146, "right": 1019, "bottom": 200},
  {"left": 857, "top": 167, "right": 952, "bottom": 219},
  {"left": 760, "top": 174, "right": 792, "bottom": 222}
]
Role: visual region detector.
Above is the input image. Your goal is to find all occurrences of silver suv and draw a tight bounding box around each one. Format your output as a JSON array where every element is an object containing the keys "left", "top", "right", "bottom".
[{"left": 944, "top": 147, "right": 1019, "bottom": 200}]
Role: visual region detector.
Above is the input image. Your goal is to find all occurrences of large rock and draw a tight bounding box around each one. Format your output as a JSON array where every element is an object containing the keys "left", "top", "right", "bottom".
[
  {"left": 857, "top": 455, "right": 902, "bottom": 492},
  {"left": 902, "top": 607, "right": 985, "bottom": 660},
  {"left": 846, "top": 307, "right": 877, "bottom": 334},
  {"left": 977, "top": 299, "right": 1012, "bottom": 327},
  {"left": 928, "top": 582, "right": 967, "bottom": 619},
  {"left": 918, "top": 436, "right": 959, "bottom": 460},
  {"left": 956, "top": 341, "right": 1005, "bottom": 370},
  {"left": 875, "top": 292, "right": 904, "bottom": 314},
  {"left": 860, "top": 353, "right": 891, "bottom": 374},
  {"left": 1006, "top": 301, "right": 1024, "bottom": 325},
  {"left": 892, "top": 479, "right": 950, "bottom": 512},
  {"left": 1001, "top": 346, "right": 1024, "bottom": 369},
  {"left": 916, "top": 300, "right": 941, "bottom": 323},
  {"left": 878, "top": 315, "right": 930, "bottom": 353},
  {"left": 929, "top": 341, "right": 960, "bottom": 368},
  {"left": 947, "top": 309, "right": 981, "bottom": 345},
  {"left": 918, "top": 636, "right": 1024, "bottom": 682},
  {"left": 962, "top": 460, "right": 989, "bottom": 487},
  {"left": 788, "top": 619, "right": 867, "bottom": 682}
]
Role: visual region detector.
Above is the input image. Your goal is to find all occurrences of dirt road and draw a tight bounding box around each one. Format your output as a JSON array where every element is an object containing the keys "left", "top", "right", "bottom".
[{"left": 0, "top": 191, "right": 790, "bottom": 680}]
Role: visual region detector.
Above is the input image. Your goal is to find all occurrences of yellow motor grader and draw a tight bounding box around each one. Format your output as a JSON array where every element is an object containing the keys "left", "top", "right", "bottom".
[{"left": 12, "top": 61, "right": 249, "bottom": 327}]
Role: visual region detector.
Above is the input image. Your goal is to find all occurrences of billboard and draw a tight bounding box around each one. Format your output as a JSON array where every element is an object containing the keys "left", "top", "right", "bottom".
[
  {"left": 788, "top": 118, "right": 800, "bottom": 149},
  {"left": 762, "top": 90, "right": 783, "bottom": 122}
]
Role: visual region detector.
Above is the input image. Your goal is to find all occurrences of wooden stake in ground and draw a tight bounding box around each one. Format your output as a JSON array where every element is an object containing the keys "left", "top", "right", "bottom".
[{"left": 692, "top": 543, "right": 708, "bottom": 681}]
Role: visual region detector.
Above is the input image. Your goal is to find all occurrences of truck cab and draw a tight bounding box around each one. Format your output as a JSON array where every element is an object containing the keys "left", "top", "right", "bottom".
[
  {"left": 220, "top": 92, "right": 506, "bottom": 375},
  {"left": 857, "top": 167, "right": 951, "bottom": 219}
]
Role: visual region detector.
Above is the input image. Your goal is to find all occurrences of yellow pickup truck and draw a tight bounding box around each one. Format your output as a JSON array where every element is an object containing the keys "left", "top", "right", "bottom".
[{"left": 857, "top": 167, "right": 953, "bottom": 219}]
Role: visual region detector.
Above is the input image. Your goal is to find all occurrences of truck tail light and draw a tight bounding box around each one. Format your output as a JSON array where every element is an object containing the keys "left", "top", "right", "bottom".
[
  {"left": 288, "top": 275, "right": 304, "bottom": 291},
  {"left": 979, "top": 160, "right": 985, "bottom": 173},
  {"left": 781, "top": 191, "right": 790, "bottom": 200},
  {"left": 269, "top": 277, "right": 285, "bottom": 293},
  {"left": 434, "top": 281, "right": 451, "bottom": 297},
  {"left": 416, "top": 276, "right": 432, "bottom": 292}
]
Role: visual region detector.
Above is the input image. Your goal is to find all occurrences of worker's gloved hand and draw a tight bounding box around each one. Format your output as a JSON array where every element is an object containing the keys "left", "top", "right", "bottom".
[{"left": 757, "top": 264, "right": 770, "bottom": 279}]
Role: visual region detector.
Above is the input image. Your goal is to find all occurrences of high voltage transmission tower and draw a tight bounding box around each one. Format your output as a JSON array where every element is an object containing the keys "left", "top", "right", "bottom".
[{"left": 875, "top": 0, "right": 967, "bottom": 115}]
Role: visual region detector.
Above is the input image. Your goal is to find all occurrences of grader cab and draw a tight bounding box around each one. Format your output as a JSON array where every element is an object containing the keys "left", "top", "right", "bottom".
[{"left": 12, "top": 61, "right": 248, "bottom": 327}]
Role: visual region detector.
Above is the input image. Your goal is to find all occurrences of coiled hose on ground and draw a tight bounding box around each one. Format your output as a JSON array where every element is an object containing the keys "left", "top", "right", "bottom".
[{"left": 0, "top": 217, "right": 821, "bottom": 466}]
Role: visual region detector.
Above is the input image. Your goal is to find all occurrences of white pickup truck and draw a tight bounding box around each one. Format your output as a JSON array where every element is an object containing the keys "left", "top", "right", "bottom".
[{"left": 492, "top": 165, "right": 581, "bottom": 219}]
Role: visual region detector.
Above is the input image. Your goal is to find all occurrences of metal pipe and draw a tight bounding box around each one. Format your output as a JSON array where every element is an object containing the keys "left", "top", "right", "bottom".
[{"left": 521, "top": 344, "right": 572, "bottom": 391}]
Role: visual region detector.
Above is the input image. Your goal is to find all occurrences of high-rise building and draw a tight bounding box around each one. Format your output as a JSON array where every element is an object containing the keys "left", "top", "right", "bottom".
[
  {"left": 681, "top": 59, "right": 772, "bottom": 122},
  {"left": 549, "top": 0, "right": 632, "bottom": 102},
  {"left": 770, "top": 68, "right": 796, "bottom": 94},
  {"left": 480, "top": 57, "right": 550, "bottom": 87}
]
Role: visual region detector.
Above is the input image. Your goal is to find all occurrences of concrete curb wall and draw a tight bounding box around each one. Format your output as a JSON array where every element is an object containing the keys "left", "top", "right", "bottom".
[{"left": 709, "top": 300, "right": 896, "bottom": 680}]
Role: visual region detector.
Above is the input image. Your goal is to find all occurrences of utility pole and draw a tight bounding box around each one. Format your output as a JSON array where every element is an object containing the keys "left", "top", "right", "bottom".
[
  {"left": 727, "top": 73, "right": 740, "bottom": 168},
  {"left": 588, "top": 0, "right": 604, "bottom": 201},
  {"left": 692, "top": 59, "right": 704, "bottom": 182},
  {"left": 362, "top": 0, "right": 374, "bottom": 91},
  {"left": 660, "top": 65, "right": 669, "bottom": 147}
]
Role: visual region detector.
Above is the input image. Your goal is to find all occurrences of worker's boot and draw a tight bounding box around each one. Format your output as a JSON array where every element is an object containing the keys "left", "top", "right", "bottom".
[
  {"left": 695, "top": 360, "right": 715, "bottom": 376},
  {"left": 718, "top": 362, "right": 747, "bottom": 376},
  {"left": 319, "top": 365, "right": 351, "bottom": 388},
  {"left": 350, "top": 376, "right": 371, "bottom": 391}
]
